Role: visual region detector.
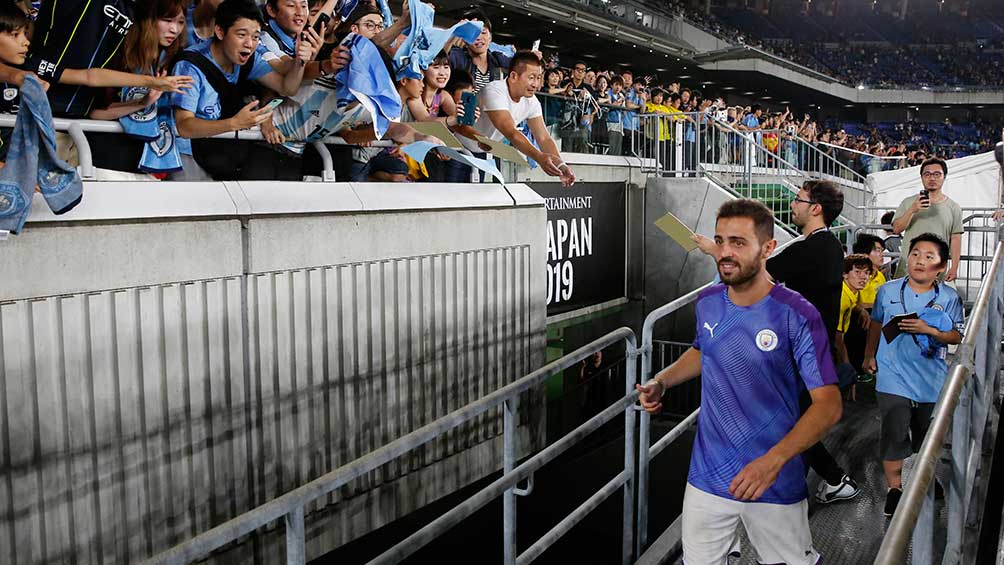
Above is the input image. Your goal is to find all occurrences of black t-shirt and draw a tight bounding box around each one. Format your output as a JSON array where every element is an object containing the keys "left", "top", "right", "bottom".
[
  {"left": 25, "top": 0, "right": 136, "bottom": 117},
  {"left": 766, "top": 229, "right": 844, "bottom": 347}
]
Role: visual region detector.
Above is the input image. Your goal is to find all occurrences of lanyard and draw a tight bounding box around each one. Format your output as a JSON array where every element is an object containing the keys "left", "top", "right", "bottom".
[{"left": 899, "top": 278, "right": 939, "bottom": 351}]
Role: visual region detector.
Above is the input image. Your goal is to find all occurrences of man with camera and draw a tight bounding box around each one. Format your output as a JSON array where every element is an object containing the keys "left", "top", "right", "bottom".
[
  {"left": 863, "top": 233, "right": 964, "bottom": 517},
  {"left": 891, "top": 157, "right": 963, "bottom": 281}
]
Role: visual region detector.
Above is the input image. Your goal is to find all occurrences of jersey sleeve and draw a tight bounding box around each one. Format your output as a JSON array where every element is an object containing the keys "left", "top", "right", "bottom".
[
  {"left": 790, "top": 306, "right": 838, "bottom": 389},
  {"left": 946, "top": 291, "right": 966, "bottom": 336},
  {"left": 170, "top": 61, "right": 205, "bottom": 114},
  {"left": 837, "top": 290, "right": 853, "bottom": 333}
]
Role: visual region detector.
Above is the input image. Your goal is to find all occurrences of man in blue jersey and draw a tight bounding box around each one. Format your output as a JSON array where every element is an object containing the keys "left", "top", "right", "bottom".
[
  {"left": 863, "top": 233, "right": 964, "bottom": 517},
  {"left": 638, "top": 199, "right": 841, "bottom": 564}
]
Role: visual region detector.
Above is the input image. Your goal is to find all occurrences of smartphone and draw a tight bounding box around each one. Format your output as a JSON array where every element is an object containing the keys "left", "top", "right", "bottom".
[
  {"left": 459, "top": 92, "right": 478, "bottom": 126},
  {"left": 262, "top": 98, "right": 284, "bottom": 112},
  {"left": 309, "top": 12, "right": 331, "bottom": 35}
]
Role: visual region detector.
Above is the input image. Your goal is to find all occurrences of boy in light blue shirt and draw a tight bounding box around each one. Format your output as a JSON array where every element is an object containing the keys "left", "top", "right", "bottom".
[{"left": 864, "top": 232, "right": 964, "bottom": 517}]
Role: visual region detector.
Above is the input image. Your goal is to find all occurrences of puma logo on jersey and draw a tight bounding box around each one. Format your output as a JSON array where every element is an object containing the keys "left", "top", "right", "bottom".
[{"left": 703, "top": 322, "right": 718, "bottom": 338}]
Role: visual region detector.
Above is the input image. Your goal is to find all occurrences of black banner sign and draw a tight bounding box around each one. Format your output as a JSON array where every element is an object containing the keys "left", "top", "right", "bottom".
[{"left": 531, "top": 182, "right": 626, "bottom": 316}]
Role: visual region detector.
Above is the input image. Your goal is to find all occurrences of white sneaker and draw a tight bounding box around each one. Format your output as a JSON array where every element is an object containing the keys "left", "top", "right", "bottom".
[{"left": 815, "top": 474, "right": 861, "bottom": 504}]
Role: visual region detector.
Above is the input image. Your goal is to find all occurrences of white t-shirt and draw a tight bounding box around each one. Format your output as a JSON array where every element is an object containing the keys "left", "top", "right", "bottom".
[{"left": 460, "top": 79, "right": 542, "bottom": 153}]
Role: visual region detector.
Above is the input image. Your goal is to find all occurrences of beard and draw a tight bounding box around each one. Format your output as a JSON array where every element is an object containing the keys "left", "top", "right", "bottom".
[{"left": 718, "top": 256, "right": 761, "bottom": 288}]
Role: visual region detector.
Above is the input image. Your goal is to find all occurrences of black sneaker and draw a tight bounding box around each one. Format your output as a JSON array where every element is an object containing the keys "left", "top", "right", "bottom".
[{"left": 884, "top": 488, "right": 903, "bottom": 517}]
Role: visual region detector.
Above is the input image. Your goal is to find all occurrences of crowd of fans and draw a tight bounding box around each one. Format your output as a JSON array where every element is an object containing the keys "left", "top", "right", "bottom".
[
  {"left": 0, "top": 0, "right": 998, "bottom": 188},
  {"left": 669, "top": 1, "right": 1004, "bottom": 90}
]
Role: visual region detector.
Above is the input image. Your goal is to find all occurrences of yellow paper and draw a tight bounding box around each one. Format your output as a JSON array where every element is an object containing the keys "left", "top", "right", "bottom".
[
  {"left": 474, "top": 135, "right": 529, "bottom": 166},
  {"left": 404, "top": 121, "right": 465, "bottom": 149},
  {"left": 654, "top": 212, "right": 699, "bottom": 252}
]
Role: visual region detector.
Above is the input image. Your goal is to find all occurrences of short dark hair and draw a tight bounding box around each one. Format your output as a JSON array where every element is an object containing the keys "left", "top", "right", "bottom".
[
  {"left": 611, "top": 76, "right": 624, "bottom": 87},
  {"left": 0, "top": 2, "right": 29, "bottom": 34},
  {"left": 445, "top": 69, "right": 474, "bottom": 93},
  {"left": 919, "top": 157, "right": 948, "bottom": 177},
  {"left": 348, "top": 4, "right": 382, "bottom": 25},
  {"left": 431, "top": 50, "right": 450, "bottom": 67},
  {"left": 751, "top": 104, "right": 762, "bottom": 113},
  {"left": 844, "top": 253, "right": 873, "bottom": 274},
  {"left": 461, "top": 8, "right": 492, "bottom": 32},
  {"left": 852, "top": 233, "right": 884, "bottom": 255},
  {"left": 804, "top": 180, "right": 844, "bottom": 227},
  {"left": 621, "top": 70, "right": 633, "bottom": 77},
  {"left": 215, "top": 0, "right": 264, "bottom": 33},
  {"left": 508, "top": 51, "right": 542, "bottom": 75},
  {"left": 880, "top": 210, "right": 895, "bottom": 227},
  {"left": 667, "top": 92, "right": 681, "bottom": 104},
  {"left": 717, "top": 199, "right": 774, "bottom": 244},
  {"left": 908, "top": 233, "right": 950, "bottom": 267}
]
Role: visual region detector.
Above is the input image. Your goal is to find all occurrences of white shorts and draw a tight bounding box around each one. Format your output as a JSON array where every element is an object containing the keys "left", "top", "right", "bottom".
[{"left": 682, "top": 483, "right": 820, "bottom": 565}]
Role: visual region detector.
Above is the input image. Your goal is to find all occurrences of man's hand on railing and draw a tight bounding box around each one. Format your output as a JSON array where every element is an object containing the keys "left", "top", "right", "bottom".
[
  {"left": 993, "top": 210, "right": 1004, "bottom": 222},
  {"left": 635, "top": 379, "right": 664, "bottom": 414},
  {"left": 260, "top": 117, "right": 285, "bottom": 145},
  {"left": 228, "top": 101, "right": 274, "bottom": 131},
  {"left": 538, "top": 153, "right": 576, "bottom": 187}
]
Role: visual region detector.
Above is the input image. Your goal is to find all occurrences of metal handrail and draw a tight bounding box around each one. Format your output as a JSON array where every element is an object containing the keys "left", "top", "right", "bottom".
[
  {"left": 758, "top": 129, "right": 869, "bottom": 184},
  {"left": 145, "top": 327, "right": 640, "bottom": 565},
  {"left": 875, "top": 223, "right": 1004, "bottom": 563},
  {"left": 0, "top": 113, "right": 394, "bottom": 182}
]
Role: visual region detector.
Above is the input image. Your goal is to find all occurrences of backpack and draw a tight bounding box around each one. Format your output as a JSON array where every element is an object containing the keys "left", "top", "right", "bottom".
[{"left": 172, "top": 49, "right": 258, "bottom": 179}]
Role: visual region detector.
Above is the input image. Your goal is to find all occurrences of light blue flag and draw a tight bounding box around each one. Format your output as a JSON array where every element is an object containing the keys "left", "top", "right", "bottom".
[
  {"left": 489, "top": 42, "right": 516, "bottom": 57},
  {"left": 336, "top": 0, "right": 360, "bottom": 21},
  {"left": 400, "top": 141, "right": 505, "bottom": 184},
  {"left": 375, "top": 0, "right": 394, "bottom": 28},
  {"left": 118, "top": 86, "right": 160, "bottom": 141},
  {"left": 335, "top": 33, "right": 402, "bottom": 139},
  {"left": 138, "top": 102, "right": 184, "bottom": 174},
  {"left": 394, "top": 0, "right": 483, "bottom": 80}
]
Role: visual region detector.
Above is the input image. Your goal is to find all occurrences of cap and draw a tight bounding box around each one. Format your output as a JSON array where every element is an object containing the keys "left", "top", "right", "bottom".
[{"left": 369, "top": 154, "right": 409, "bottom": 176}]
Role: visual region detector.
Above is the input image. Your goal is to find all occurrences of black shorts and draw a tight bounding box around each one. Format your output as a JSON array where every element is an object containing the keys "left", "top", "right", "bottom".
[{"left": 877, "top": 392, "right": 935, "bottom": 461}]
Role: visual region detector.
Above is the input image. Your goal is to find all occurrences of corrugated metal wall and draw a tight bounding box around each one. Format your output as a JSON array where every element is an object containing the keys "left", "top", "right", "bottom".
[{"left": 0, "top": 245, "right": 538, "bottom": 564}]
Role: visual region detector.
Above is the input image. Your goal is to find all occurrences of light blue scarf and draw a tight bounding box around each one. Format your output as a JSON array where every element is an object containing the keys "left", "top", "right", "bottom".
[
  {"left": 0, "top": 75, "right": 82, "bottom": 235},
  {"left": 393, "top": 0, "right": 483, "bottom": 80},
  {"left": 375, "top": 0, "right": 394, "bottom": 28},
  {"left": 489, "top": 42, "right": 516, "bottom": 57},
  {"left": 335, "top": 33, "right": 402, "bottom": 139},
  {"left": 118, "top": 85, "right": 183, "bottom": 174}
]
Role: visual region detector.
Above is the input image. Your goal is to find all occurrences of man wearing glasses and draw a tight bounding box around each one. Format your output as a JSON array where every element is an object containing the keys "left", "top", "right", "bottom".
[{"left": 891, "top": 158, "right": 963, "bottom": 282}]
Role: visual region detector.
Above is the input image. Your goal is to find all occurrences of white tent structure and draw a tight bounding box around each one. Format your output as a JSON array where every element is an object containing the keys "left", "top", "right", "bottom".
[{"left": 865, "top": 150, "right": 1003, "bottom": 300}]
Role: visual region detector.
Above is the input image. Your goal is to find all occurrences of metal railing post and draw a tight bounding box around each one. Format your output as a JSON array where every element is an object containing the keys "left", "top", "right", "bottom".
[
  {"left": 67, "top": 122, "right": 95, "bottom": 180},
  {"left": 310, "top": 141, "right": 336, "bottom": 182},
  {"left": 285, "top": 506, "right": 305, "bottom": 565},
  {"left": 636, "top": 342, "right": 652, "bottom": 556},
  {"left": 622, "top": 340, "right": 638, "bottom": 565},
  {"left": 503, "top": 397, "right": 519, "bottom": 565}
]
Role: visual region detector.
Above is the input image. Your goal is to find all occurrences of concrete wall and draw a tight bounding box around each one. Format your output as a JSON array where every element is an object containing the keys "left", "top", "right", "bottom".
[{"left": 0, "top": 181, "right": 547, "bottom": 564}]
